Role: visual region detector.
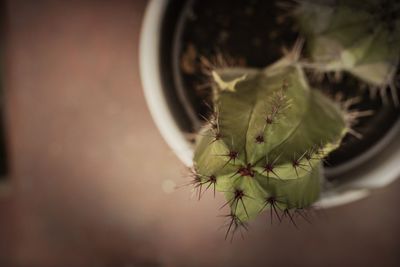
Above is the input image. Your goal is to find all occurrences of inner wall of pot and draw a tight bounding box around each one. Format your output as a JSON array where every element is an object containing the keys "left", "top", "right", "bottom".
[{"left": 160, "top": 0, "right": 400, "bottom": 181}]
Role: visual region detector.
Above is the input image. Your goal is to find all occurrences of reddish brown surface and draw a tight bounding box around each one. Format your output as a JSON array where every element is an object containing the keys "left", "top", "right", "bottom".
[{"left": 0, "top": 1, "right": 399, "bottom": 267}]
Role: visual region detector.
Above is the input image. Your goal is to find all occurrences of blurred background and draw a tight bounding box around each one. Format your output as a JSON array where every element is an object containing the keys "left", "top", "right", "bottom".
[{"left": 0, "top": 0, "right": 399, "bottom": 266}]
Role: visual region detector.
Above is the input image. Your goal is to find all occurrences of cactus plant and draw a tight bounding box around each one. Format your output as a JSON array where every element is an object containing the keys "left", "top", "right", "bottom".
[
  {"left": 191, "top": 53, "right": 348, "bottom": 238},
  {"left": 293, "top": 0, "right": 400, "bottom": 103}
]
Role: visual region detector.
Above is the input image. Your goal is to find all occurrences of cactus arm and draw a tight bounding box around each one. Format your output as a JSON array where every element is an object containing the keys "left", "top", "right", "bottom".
[{"left": 295, "top": 0, "right": 400, "bottom": 89}]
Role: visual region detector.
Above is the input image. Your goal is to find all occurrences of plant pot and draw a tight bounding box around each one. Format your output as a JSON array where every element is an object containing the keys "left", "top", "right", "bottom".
[{"left": 139, "top": 0, "right": 400, "bottom": 208}]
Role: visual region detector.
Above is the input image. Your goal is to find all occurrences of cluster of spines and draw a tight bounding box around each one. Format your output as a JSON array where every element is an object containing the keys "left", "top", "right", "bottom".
[{"left": 186, "top": 167, "right": 217, "bottom": 200}]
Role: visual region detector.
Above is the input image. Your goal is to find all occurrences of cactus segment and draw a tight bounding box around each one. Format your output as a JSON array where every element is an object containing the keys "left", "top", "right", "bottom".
[
  {"left": 295, "top": 0, "right": 400, "bottom": 90},
  {"left": 193, "top": 59, "right": 347, "bottom": 222}
]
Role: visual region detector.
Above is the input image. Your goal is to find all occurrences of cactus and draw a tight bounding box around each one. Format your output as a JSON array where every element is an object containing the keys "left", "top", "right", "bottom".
[
  {"left": 192, "top": 54, "right": 347, "bottom": 236},
  {"left": 293, "top": 0, "right": 400, "bottom": 103}
]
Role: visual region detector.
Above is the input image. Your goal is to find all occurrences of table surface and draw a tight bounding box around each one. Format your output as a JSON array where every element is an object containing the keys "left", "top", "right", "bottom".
[{"left": 0, "top": 1, "right": 399, "bottom": 267}]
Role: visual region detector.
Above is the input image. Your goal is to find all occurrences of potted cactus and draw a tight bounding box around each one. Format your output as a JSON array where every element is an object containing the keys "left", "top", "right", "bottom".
[{"left": 140, "top": 0, "right": 400, "bottom": 236}]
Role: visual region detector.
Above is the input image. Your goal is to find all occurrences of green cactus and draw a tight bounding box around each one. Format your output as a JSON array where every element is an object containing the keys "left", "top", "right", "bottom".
[
  {"left": 294, "top": 0, "right": 400, "bottom": 101},
  {"left": 192, "top": 55, "right": 347, "bottom": 235}
]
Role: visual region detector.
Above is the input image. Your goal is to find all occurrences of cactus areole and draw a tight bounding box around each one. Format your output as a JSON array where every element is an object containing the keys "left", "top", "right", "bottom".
[{"left": 193, "top": 57, "right": 347, "bottom": 223}]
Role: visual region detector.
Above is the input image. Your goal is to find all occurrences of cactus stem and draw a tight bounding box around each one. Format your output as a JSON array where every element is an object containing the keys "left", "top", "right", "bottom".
[
  {"left": 193, "top": 45, "right": 348, "bottom": 231},
  {"left": 294, "top": 0, "right": 400, "bottom": 104}
]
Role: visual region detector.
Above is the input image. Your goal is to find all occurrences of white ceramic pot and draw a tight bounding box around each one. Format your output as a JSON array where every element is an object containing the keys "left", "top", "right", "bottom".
[{"left": 139, "top": 0, "right": 400, "bottom": 208}]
